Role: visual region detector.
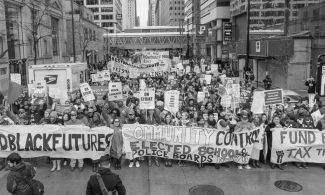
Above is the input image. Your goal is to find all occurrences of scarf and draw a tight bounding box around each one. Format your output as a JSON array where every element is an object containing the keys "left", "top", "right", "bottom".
[{"left": 207, "top": 119, "right": 217, "bottom": 127}]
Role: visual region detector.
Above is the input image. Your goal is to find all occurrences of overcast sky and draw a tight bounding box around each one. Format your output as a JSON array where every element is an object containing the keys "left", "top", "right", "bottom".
[{"left": 137, "top": 0, "right": 148, "bottom": 27}]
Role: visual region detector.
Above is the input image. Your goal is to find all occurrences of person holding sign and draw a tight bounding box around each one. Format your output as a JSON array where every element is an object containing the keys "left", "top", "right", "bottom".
[
  {"left": 265, "top": 116, "right": 286, "bottom": 170},
  {"left": 234, "top": 111, "right": 256, "bottom": 170}
]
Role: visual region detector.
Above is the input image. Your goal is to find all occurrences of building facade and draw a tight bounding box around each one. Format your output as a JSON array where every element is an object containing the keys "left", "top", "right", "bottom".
[
  {"left": 230, "top": 0, "right": 325, "bottom": 30},
  {"left": 0, "top": 0, "right": 69, "bottom": 93},
  {"left": 75, "top": 0, "right": 123, "bottom": 33},
  {"left": 147, "top": 0, "right": 156, "bottom": 26},
  {"left": 184, "top": 0, "right": 230, "bottom": 61},
  {"left": 64, "top": 0, "right": 107, "bottom": 63},
  {"left": 155, "top": 0, "right": 185, "bottom": 26},
  {"left": 122, "top": 0, "right": 137, "bottom": 29}
]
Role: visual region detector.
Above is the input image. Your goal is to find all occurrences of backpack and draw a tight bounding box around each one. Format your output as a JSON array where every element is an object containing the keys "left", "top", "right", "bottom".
[{"left": 23, "top": 177, "right": 44, "bottom": 195}]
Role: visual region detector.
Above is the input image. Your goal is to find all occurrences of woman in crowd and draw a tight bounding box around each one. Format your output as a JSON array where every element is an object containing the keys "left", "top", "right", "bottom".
[
  {"left": 110, "top": 118, "right": 124, "bottom": 170},
  {"left": 146, "top": 109, "right": 161, "bottom": 167},
  {"left": 39, "top": 109, "right": 52, "bottom": 124},
  {"left": 162, "top": 113, "right": 174, "bottom": 167},
  {"left": 265, "top": 115, "right": 286, "bottom": 170}
]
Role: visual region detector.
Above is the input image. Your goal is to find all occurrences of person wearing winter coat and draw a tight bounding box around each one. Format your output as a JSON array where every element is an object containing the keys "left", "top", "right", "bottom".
[
  {"left": 6, "top": 153, "right": 44, "bottom": 195},
  {"left": 305, "top": 77, "right": 316, "bottom": 93}
]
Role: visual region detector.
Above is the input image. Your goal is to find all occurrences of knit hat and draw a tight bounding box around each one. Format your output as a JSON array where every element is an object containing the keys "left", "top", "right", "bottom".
[{"left": 299, "top": 104, "right": 308, "bottom": 111}]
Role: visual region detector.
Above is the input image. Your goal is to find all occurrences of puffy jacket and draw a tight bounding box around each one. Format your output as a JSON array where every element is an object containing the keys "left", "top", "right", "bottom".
[{"left": 6, "top": 162, "right": 35, "bottom": 195}]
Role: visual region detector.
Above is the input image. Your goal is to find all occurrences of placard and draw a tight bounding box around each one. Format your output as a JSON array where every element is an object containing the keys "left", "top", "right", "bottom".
[
  {"left": 264, "top": 89, "right": 283, "bottom": 106},
  {"left": 102, "top": 70, "right": 111, "bottom": 81},
  {"left": 205, "top": 75, "right": 212, "bottom": 85},
  {"left": 211, "top": 64, "right": 218, "bottom": 76},
  {"left": 139, "top": 88, "right": 155, "bottom": 109},
  {"left": 108, "top": 82, "right": 123, "bottom": 101},
  {"left": 79, "top": 83, "right": 95, "bottom": 102},
  {"left": 140, "top": 79, "right": 146, "bottom": 89},
  {"left": 164, "top": 90, "right": 180, "bottom": 114}
]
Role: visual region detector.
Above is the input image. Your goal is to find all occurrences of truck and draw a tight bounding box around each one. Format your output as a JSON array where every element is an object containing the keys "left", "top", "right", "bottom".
[{"left": 28, "top": 63, "right": 87, "bottom": 92}]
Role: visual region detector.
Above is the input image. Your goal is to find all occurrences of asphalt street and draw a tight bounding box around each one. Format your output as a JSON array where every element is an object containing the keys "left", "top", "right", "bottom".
[{"left": 0, "top": 157, "right": 324, "bottom": 195}]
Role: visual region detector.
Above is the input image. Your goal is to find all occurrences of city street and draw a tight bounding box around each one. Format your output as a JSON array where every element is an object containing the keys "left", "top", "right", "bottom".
[{"left": 0, "top": 157, "right": 324, "bottom": 195}]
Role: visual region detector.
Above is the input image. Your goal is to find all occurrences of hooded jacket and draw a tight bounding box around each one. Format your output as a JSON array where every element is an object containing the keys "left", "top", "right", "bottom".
[
  {"left": 6, "top": 162, "right": 37, "bottom": 195},
  {"left": 86, "top": 167, "right": 126, "bottom": 195}
]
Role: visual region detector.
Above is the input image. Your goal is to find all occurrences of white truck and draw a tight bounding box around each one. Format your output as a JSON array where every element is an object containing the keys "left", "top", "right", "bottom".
[{"left": 28, "top": 63, "right": 87, "bottom": 92}]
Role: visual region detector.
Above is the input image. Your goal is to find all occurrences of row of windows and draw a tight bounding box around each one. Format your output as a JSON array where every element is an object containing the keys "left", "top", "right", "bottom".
[
  {"left": 94, "top": 14, "right": 113, "bottom": 20},
  {"left": 84, "top": 28, "right": 97, "bottom": 41},
  {"left": 102, "top": 22, "right": 115, "bottom": 27},
  {"left": 89, "top": 7, "right": 113, "bottom": 12},
  {"left": 170, "top": 7, "right": 185, "bottom": 10},
  {"left": 86, "top": 0, "right": 113, "bottom": 5}
]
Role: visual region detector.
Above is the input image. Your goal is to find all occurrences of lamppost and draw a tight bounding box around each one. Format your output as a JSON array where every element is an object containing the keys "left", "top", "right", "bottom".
[{"left": 70, "top": 0, "right": 76, "bottom": 63}]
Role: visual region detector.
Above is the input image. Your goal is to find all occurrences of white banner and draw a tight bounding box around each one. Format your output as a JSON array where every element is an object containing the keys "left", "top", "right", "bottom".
[
  {"left": 0, "top": 125, "right": 114, "bottom": 159},
  {"left": 140, "top": 88, "right": 155, "bottom": 109},
  {"left": 10, "top": 73, "right": 21, "bottom": 85},
  {"left": 271, "top": 128, "right": 325, "bottom": 164},
  {"left": 80, "top": 83, "right": 95, "bottom": 101},
  {"left": 164, "top": 90, "right": 179, "bottom": 114},
  {"left": 108, "top": 82, "right": 123, "bottom": 101}
]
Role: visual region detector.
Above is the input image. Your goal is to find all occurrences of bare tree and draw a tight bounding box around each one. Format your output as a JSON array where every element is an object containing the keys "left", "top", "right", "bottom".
[
  {"left": 267, "top": 37, "right": 294, "bottom": 88},
  {"left": 20, "top": 0, "right": 57, "bottom": 65}
]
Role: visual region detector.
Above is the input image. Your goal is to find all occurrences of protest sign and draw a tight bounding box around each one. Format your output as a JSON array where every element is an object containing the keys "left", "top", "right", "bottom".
[
  {"left": 10, "top": 73, "right": 21, "bottom": 85},
  {"left": 185, "top": 66, "right": 191, "bottom": 73},
  {"left": 49, "top": 87, "right": 60, "bottom": 98},
  {"left": 211, "top": 64, "right": 219, "bottom": 76},
  {"left": 96, "top": 71, "right": 104, "bottom": 82},
  {"left": 91, "top": 74, "right": 98, "bottom": 82},
  {"left": 221, "top": 96, "right": 232, "bottom": 108},
  {"left": 59, "top": 89, "right": 69, "bottom": 105},
  {"left": 224, "top": 77, "right": 239, "bottom": 88},
  {"left": 123, "top": 124, "right": 260, "bottom": 164},
  {"left": 201, "top": 64, "right": 206, "bottom": 72},
  {"left": 91, "top": 86, "right": 110, "bottom": 102},
  {"left": 194, "top": 65, "right": 200, "bottom": 74},
  {"left": 200, "top": 58, "right": 205, "bottom": 65},
  {"left": 183, "top": 60, "right": 190, "bottom": 65},
  {"left": 264, "top": 89, "right": 283, "bottom": 106},
  {"left": 0, "top": 125, "right": 113, "bottom": 160},
  {"left": 205, "top": 75, "right": 212, "bottom": 85},
  {"left": 55, "top": 105, "right": 70, "bottom": 114},
  {"left": 271, "top": 128, "right": 325, "bottom": 164},
  {"left": 251, "top": 91, "right": 265, "bottom": 114},
  {"left": 34, "top": 80, "right": 47, "bottom": 90},
  {"left": 79, "top": 83, "right": 95, "bottom": 102},
  {"left": 164, "top": 90, "right": 180, "bottom": 114},
  {"left": 108, "top": 82, "right": 123, "bottom": 101},
  {"left": 197, "top": 92, "right": 205, "bottom": 103},
  {"left": 308, "top": 93, "right": 316, "bottom": 108},
  {"left": 140, "top": 79, "right": 146, "bottom": 89},
  {"left": 102, "top": 70, "right": 111, "bottom": 81},
  {"left": 240, "top": 89, "right": 251, "bottom": 104},
  {"left": 230, "top": 84, "right": 240, "bottom": 105},
  {"left": 139, "top": 88, "right": 155, "bottom": 109}
]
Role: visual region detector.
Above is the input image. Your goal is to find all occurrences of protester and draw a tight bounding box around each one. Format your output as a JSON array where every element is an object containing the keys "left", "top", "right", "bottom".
[
  {"left": 86, "top": 156, "right": 126, "bottom": 195},
  {"left": 6, "top": 153, "right": 44, "bottom": 195},
  {"left": 110, "top": 118, "right": 124, "bottom": 170}
]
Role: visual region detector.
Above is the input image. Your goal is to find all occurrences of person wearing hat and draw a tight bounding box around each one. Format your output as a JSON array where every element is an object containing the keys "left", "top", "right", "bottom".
[
  {"left": 28, "top": 103, "right": 44, "bottom": 124},
  {"left": 86, "top": 156, "right": 126, "bottom": 195},
  {"left": 234, "top": 111, "right": 256, "bottom": 170}
]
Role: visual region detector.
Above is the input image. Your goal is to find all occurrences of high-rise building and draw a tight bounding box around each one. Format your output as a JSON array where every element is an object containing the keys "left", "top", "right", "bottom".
[
  {"left": 147, "top": 0, "right": 156, "bottom": 26},
  {"left": 122, "top": 0, "right": 137, "bottom": 29},
  {"left": 155, "top": 0, "right": 185, "bottom": 26},
  {"left": 75, "top": 0, "right": 123, "bottom": 33},
  {"left": 230, "top": 0, "right": 325, "bottom": 30},
  {"left": 136, "top": 16, "right": 140, "bottom": 26}
]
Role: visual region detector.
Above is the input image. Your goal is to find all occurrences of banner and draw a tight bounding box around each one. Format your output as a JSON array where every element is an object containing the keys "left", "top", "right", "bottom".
[
  {"left": 164, "top": 90, "right": 179, "bottom": 114},
  {"left": 108, "top": 82, "right": 123, "bottom": 101},
  {"left": 123, "top": 125, "right": 260, "bottom": 164},
  {"left": 79, "top": 83, "right": 95, "bottom": 102},
  {"left": 55, "top": 105, "right": 70, "bottom": 114},
  {"left": 10, "top": 73, "right": 21, "bottom": 85},
  {"left": 139, "top": 88, "right": 155, "bottom": 109},
  {"left": 271, "top": 128, "right": 325, "bottom": 164},
  {"left": 0, "top": 125, "right": 113, "bottom": 159}
]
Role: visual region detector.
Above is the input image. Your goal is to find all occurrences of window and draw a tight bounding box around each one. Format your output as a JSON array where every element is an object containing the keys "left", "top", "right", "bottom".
[
  {"left": 109, "top": 30, "right": 114, "bottom": 33},
  {"left": 102, "top": 22, "right": 114, "bottom": 27},
  {"left": 102, "top": 14, "right": 113, "bottom": 19},
  {"left": 313, "top": 8, "right": 320, "bottom": 19},
  {"left": 101, "top": 7, "right": 113, "bottom": 12},
  {"left": 89, "top": 7, "right": 99, "bottom": 12},
  {"left": 0, "top": 37, "right": 3, "bottom": 54},
  {"left": 43, "top": 39, "right": 48, "bottom": 55},
  {"left": 84, "top": 28, "right": 88, "bottom": 40},
  {"left": 101, "top": 0, "right": 113, "bottom": 5},
  {"left": 89, "top": 29, "right": 93, "bottom": 41},
  {"left": 0, "top": 67, "right": 7, "bottom": 75},
  {"left": 94, "top": 15, "right": 99, "bottom": 20},
  {"left": 86, "top": 0, "right": 98, "bottom": 5},
  {"left": 93, "top": 30, "right": 96, "bottom": 41}
]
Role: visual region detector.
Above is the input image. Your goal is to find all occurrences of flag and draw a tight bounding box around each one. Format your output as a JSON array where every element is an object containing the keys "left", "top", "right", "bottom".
[{"left": 7, "top": 81, "right": 24, "bottom": 104}]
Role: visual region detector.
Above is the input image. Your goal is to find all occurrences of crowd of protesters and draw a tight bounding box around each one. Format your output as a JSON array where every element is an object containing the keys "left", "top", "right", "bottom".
[{"left": 0, "top": 56, "right": 324, "bottom": 175}]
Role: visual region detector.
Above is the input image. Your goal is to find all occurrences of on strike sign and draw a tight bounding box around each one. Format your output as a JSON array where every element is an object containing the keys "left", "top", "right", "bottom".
[
  {"left": 140, "top": 88, "right": 155, "bottom": 109},
  {"left": 109, "top": 82, "right": 123, "bottom": 101},
  {"left": 79, "top": 83, "right": 95, "bottom": 102},
  {"left": 164, "top": 90, "right": 179, "bottom": 114}
]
